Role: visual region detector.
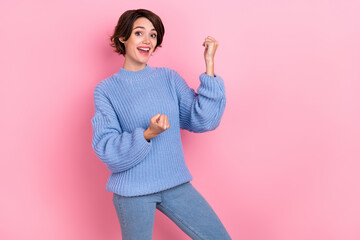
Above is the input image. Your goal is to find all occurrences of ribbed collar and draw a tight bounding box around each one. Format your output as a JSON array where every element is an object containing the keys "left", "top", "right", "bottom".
[{"left": 116, "top": 64, "right": 153, "bottom": 81}]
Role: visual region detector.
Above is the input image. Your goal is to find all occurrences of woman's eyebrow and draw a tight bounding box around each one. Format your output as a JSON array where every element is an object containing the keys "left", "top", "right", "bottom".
[{"left": 133, "top": 26, "right": 157, "bottom": 31}]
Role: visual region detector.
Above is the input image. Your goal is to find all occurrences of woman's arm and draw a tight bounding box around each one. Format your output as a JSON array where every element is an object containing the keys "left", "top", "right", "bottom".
[
  {"left": 170, "top": 68, "right": 226, "bottom": 133},
  {"left": 206, "top": 60, "right": 214, "bottom": 77},
  {"left": 170, "top": 35, "right": 225, "bottom": 133},
  {"left": 203, "top": 35, "right": 219, "bottom": 77},
  {"left": 91, "top": 86, "right": 152, "bottom": 173}
]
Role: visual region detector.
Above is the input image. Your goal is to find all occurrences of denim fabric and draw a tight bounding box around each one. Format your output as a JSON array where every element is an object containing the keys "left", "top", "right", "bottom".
[{"left": 112, "top": 181, "right": 231, "bottom": 240}]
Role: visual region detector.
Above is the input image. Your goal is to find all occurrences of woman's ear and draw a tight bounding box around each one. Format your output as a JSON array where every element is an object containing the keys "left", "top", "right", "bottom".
[{"left": 119, "top": 37, "right": 126, "bottom": 44}]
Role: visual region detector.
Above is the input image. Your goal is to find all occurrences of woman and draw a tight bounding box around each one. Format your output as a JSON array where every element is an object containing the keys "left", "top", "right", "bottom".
[{"left": 91, "top": 8, "right": 230, "bottom": 240}]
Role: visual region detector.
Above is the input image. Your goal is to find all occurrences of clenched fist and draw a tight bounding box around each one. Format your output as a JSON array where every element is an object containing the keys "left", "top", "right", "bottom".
[
  {"left": 202, "top": 36, "right": 219, "bottom": 62},
  {"left": 143, "top": 113, "right": 170, "bottom": 142}
]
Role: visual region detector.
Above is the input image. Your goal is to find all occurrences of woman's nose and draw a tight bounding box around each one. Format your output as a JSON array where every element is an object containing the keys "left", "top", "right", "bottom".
[{"left": 143, "top": 35, "right": 150, "bottom": 43}]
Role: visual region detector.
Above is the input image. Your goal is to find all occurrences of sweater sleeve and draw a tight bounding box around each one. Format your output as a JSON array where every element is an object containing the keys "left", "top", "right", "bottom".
[
  {"left": 171, "top": 69, "right": 226, "bottom": 133},
  {"left": 91, "top": 85, "right": 152, "bottom": 173}
]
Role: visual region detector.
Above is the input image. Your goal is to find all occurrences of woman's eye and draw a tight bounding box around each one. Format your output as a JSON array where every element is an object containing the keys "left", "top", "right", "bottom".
[{"left": 135, "top": 32, "right": 157, "bottom": 38}]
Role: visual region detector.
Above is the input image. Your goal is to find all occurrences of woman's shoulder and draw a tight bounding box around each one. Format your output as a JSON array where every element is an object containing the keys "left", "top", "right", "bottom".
[
  {"left": 93, "top": 75, "right": 116, "bottom": 95},
  {"left": 147, "top": 66, "right": 180, "bottom": 82},
  {"left": 162, "top": 66, "right": 177, "bottom": 73},
  {"left": 156, "top": 66, "right": 179, "bottom": 78},
  {"left": 152, "top": 66, "right": 172, "bottom": 73}
]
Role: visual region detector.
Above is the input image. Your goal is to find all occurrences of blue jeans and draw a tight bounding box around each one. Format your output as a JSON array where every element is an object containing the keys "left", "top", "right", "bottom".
[{"left": 112, "top": 181, "right": 232, "bottom": 240}]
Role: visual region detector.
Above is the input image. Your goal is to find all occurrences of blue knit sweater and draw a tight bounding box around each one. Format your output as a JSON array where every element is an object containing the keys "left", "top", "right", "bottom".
[{"left": 91, "top": 64, "right": 226, "bottom": 197}]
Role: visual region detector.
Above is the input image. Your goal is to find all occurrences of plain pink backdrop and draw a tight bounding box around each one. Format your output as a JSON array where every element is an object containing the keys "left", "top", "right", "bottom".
[{"left": 1, "top": 0, "right": 359, "bottom": 239}]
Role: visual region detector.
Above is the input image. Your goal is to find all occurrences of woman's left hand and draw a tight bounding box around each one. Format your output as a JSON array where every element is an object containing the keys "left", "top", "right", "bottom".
[{"left": 202, "top": 36, "right": 219, "bottom": 62}]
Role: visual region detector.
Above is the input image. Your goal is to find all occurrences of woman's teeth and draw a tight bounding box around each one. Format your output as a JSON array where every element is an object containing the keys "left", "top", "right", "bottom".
[{"left": 138, "top": 47, "right": 150, "bottom": 55}]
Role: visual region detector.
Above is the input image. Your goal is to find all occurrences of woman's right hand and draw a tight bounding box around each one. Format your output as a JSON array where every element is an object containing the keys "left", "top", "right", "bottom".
[{"left": 144, "top": 113, "right": 170, "bottom": 141}]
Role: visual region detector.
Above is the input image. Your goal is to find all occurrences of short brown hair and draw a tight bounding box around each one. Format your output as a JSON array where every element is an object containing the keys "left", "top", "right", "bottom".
[{"left": 109, "top": 9, "right": 165, "bottom": 56}]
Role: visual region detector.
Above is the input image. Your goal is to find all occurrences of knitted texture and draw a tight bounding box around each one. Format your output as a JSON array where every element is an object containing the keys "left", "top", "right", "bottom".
[{"left": 91, "top": 64, "right": 226, "bottom": 196}]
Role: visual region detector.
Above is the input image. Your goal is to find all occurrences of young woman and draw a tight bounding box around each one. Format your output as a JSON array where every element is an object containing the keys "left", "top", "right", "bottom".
[{"left": 91, "top": 8, "right": 231, "bottom": 240}]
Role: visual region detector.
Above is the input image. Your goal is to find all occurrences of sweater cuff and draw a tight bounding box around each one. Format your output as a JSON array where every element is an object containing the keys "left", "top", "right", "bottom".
[
  {"left": 133, "top": 127, "right": 152, "bottom": 157},
  {"left": 199, "top": 72, "right": 225, "bottom": 95},
  {"left": 138, "top": 127, "right": 152, "bottom": 144}
]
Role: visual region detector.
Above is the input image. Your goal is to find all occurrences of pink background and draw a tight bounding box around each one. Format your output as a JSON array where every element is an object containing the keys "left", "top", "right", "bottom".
[{"left": 1, "top": 0, "right": 359, "bottom": 239}]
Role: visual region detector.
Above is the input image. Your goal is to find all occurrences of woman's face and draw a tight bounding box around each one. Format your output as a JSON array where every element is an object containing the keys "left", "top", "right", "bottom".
[{"left": 120, "top": 17, "right": 158, "bottom": 67}]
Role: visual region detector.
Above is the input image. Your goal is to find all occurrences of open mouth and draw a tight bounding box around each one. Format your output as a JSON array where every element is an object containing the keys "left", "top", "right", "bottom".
[{"left": 137, "top": 47, "right": 150, "bottom": 55}]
